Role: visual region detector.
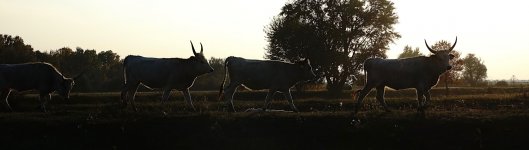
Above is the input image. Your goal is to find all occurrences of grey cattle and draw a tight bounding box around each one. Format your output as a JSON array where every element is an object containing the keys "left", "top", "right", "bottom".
[
  {"left": 0, "top": 62, "right": 77, "bottom": 112},
  {"left": 219, "top": 56, "right": 316, "bottom": 112},
  {"left": 121, "top": 41, "right": 213, "bottom": 111},
  {"left": 353, "top": 37, "right": 457, "bottom": 114}
]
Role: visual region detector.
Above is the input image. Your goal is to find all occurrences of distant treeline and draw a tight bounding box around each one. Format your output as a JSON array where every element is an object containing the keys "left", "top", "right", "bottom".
[{"left": 0, "top": 34, "right": 226, "bottom": 92}]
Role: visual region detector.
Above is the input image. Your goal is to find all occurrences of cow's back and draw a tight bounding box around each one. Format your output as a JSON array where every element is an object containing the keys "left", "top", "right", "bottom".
[
  {"left": 0, "top": 62, "right": 59, "bottom": 91},
  {"left": 123, "top": 55, "right": 195, "bottom": 89},
  {"left": 365, "top": 57, "right": 431, "bottom": 90},
  {"left": 124, "top": 55, "right": 171, "bottom": 86},
  {"left": 226, "top": 57, "right": 294, "bottom": 90}
]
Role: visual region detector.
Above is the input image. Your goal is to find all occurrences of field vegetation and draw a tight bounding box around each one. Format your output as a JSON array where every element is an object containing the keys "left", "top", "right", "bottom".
[{"left": 1, "top": 87, "right": 529, "bottom": 149}]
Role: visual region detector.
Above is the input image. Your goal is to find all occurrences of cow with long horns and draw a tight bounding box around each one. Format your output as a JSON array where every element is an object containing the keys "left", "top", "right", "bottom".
[
  {"left": 121, "top": 41, "right": 214, "bottom": 111},
  {"left": 0, "top": 62, "right": 80, "bottom": 112},
  {"left": 353, "top": 37, "right": 458, "bottom": 115}
]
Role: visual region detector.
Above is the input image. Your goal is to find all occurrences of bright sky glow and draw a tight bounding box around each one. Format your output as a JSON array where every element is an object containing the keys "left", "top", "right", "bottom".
[{"left": 1, "top": 0, "right": 528, "bottom": 80}]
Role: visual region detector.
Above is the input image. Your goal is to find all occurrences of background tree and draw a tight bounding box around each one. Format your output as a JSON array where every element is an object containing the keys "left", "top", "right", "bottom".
[
  {"left": 430, "top": 40, "right": 464, "bottom": 96},
  {"left": 0, "top": 34, "right": 36, "bottom": 63},
  {"left": 495, "top": 80, "right": 509, "bottom": 87},
  {"left": 462, "top": 53, "right": 487, "bottom": 86},
  {"left": 397, "top": 45, "right": 422, "bottom": 58},
  {"left": 1, "top": 34, "right": 124, "bottom": 92},
  {"left": 36, "top": 47, "right": 123, "bottom": 91},
  {"left": 265, "top": 0, "right": 400, "bottom": 94}
]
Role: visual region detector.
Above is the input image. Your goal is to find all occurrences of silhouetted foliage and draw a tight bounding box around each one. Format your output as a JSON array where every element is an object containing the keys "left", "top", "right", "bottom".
[
  {"left": 33, "top": 47, "right": 123, "bottom": 92},
  {"left": 462, "top": 53, "right": 487, "bottom": 86},
  {"left": 398, "top": 45, "right": 422, "bottom": 59},
  {"left": 0, "top": 34, "right": 36, "bottom": 63},
  {"left": 1, "top": 34, "right": 123, "bottom": 92},
  {"left": 265, "top": 0, "right": 400, "bottom": 95},
  {"left": 495, "top": 80, "right": 509, "bottom": 87}
]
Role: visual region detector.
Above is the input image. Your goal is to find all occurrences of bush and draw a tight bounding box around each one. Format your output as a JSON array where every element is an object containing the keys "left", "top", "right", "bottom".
[{"left": 495, "top": 80, "right": 509, "bottom": 87}]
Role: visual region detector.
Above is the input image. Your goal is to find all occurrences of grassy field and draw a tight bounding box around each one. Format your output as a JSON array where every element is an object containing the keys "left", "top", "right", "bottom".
[{"left": 1, "top": 87, "right": 529, "bottom": 149}]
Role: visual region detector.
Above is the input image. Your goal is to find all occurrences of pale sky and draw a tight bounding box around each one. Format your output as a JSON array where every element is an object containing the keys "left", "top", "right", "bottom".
[{"left": 1, "top": 0, "right": 528, "bottom": 80}]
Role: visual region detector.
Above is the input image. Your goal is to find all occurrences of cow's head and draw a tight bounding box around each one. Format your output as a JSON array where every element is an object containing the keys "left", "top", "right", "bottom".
[
  {"left": 190, "top": 41, "right": 214, "bottom": 75},
  {"left": 296, "top": 59, "right": 317, "bottom": 80},
  {"left": 57, "top": 78, "right": 75, "bottom": 100},
  {"left": 425, "top": 37, "right": 457, "bottom": 71},
  {"left": 57, "top": 72, "right": 82, "bottom": 100}
]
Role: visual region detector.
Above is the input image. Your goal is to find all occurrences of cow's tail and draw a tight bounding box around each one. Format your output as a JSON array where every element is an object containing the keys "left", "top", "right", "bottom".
[
  {"left": 123, "top": 56, "right": 131, "bottom": 85},
  {"left": 121, "top": 56, "right": 131, "bottom": 102},
  {"left": 218, "top": 57, "right": 231, "bottom": 101},
  {"left": 353, "top": 59, "right": 372, "bottom": 99},
  {"left": 362, "top": 58, "right": 373, "bottom": 83}
]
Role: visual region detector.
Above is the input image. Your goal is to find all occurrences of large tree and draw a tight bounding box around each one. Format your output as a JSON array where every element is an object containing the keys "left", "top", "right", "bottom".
[
  {"left": 265, "top": 0, "right": 400, "bottom": 94},
  {"left": 462, "top": 53, "right": 487, "bottom": 86}
]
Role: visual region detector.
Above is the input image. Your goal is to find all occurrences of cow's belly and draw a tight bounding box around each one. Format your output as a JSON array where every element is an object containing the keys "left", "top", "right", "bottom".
[
  {"left": 229, "top": 69, "right": 271, "bottom": 90},
  {"left": 385, "top": 85, "right": 413, "bottom": 90},
  {"left": 140, "top": 77, "right": 195, "bottom": 90},
  {"left": 384, "top": 82, "right": 415, "bottom": 90},
  {"left": 240, "top": 79, "right": 270, "bottom": 90}
]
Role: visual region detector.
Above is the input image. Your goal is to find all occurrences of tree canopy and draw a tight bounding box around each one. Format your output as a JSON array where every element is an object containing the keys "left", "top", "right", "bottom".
[
  {"left": 462, "top": 53, "right": 487, "bottom": 86},
  {"left": 265, "top": 0, "right": 400, "bottom": 94},
  {"left": 0, "top": 35, "right": 36, "bottom": 64},
  {"left": 398, "top": 45, "right": 422, "bottom": 59}
]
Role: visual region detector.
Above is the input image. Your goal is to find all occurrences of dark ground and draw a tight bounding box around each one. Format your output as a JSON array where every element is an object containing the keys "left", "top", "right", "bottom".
[{"left": 1, "top": 88, "right": 529, "bottom": 150}]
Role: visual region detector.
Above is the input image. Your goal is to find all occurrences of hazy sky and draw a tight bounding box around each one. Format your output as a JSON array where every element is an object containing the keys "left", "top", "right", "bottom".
[{"left": 1, "top": 0, "right": 528, "bottom": 80}]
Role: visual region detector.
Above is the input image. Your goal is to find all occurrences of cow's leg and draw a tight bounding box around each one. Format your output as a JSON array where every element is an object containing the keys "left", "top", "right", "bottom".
[
  {"left": 0, "top": 89, "right": 12, "bottom": 112},
  {"left": 161, "top": 88, "right": 171, "bottom": 104},
  {"left": 181, "top": 89, "right": 196, "bottom": 111},
  {"left": 354, "top": 84, "right": 375, "bottom": 115},
  {"left": 120, "top": 84, "right": 129, "bottom": 107},
  {"left": 38, "top": 93, "right": 50, "bottom": 112},
  {"left": 262, "top": 90, "right": 275, "bottom": 111},
  {"left": 127, "top": 83, "right": 140, "bottom": 111},
  {"left": 416, "top": 89, "right": 426, "bottom": 113},
  {"left": 375, "top": 86, "right": 391, "bottom": 112},
  {"left": 423, "top": 90, "right": 431, "bottom": 110},
  {"left": 223, "top": 83, "right": 239, "bottom": 112},
  {"left": 282, "top": 89, "right": 299, "bottom": 112}
]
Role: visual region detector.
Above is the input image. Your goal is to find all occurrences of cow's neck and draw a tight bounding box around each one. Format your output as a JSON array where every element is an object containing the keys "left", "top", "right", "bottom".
[
  {"left": 286, "top": 64, "right": 304, "bottom": 84},
  {"left": 426, "top": 57, "right": 447, "bottom": 77},
  {"left": 180, "top": 58, "right": 202, "bottom": 78}
]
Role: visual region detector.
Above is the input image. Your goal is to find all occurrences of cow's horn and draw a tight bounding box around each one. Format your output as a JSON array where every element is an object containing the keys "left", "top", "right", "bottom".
[
  {"left": 190, "top": 41, "right": 197, "bottom": 55},
  {"left": 200, "top": 42, "right": 203, "bottom": 54},
  {"left": 424, "top": 39, "right": 436, "bottom": 53},
  {"left": 449, "top": 36, "right": 457, "bottom": 51}
]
